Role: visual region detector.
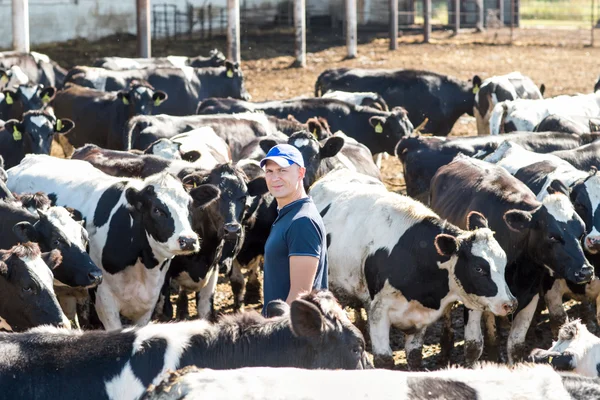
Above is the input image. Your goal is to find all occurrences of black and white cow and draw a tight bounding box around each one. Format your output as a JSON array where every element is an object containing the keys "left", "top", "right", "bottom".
[
  {"left": 64, "top": 62, "right": 250, "bottom": 116},
  {"left": 535, "top": 114, "right": 600, "bottom": 135},
  {"left": 196, "top": 97, "right": 413, "bottom": 155},
  {"left": 314, "top": 68, "right": 475, "bottom": 136},
  {"left": 0, "top": 242, "right": 69, "bottom": 332},
  {"left": 552, "top": 141, "right": 600, "bottom": 171},
  {"left": 430, "top": 155, "right": 593, "bottom": 365},
  {"left": 52, "top": 82, "right": 167, "bottom": 151},
  {"left": 321, "top": 90, "right": 389, "bottom": 111},
  {"left": 0, "top": 65, "right": 30, "bottom": 90},
  {"left": 311, "top": 169, "right": 515, "bottom": 369},
  {"left": 0, "top": 290, "right": 371, "bottom": 400},
  {"left": 0, "top": 51, "right": 67, "bottom": 88},
  {"left": 472, "top": 72, "right": 544, "bottom": 135},
  {"left": 0, "top": 110, "right": 74, "bottom": 169},
  {"left": 93, "top": 49, "right": 227, "bottom": 70},
  {"left": 0, "top": 83, "right": 56, "bottom": 121},
  {"left": 7, "top": 154, "right": 219, "bottom": 330}
]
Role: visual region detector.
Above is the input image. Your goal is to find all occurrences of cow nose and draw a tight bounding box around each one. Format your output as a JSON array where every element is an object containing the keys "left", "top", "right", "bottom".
[
  {"left": 586, "top": 236, "right": 600, "bottom": 250},
  {"left": 178, "top": 236, "right": 199, "bottom": 251},
  {"left": 224, "top": 223, "right": 241, "bottom": 238},
  {"left": 503, "top": 299, "right": 518, "bottom": 315},
  {"left": 88, "top": 271, "right": 103, "bottom": 285},
  {"left": 574, "top": 265, "right": 595, "bottom": 284}
]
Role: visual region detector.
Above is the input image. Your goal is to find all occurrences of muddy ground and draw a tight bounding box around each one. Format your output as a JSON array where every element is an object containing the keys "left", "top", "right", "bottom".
[{"left": 34, "top": 27, "right": 600, "bottom": 370}]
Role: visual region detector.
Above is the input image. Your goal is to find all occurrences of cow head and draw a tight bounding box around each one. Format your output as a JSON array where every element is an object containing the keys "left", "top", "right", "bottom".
[
  {"left": 368, "top": 106, "right": 414, "bottom": 155},
  {"left": 13, "top": 207, "right": 102, "bottom": 289},
  {"left": 504, "top": 183, "right": 594, "bottom": 284},
  {"left": 260, "top": 131, "right": 344, "bottom": 190},
  {"left": 144, "top": 138, "right": 201, "bottom": 162},
  {"left": 436, "top": 212, "right": 517, "bottom": 317},
  {"left": 5, "top": 110, "right": 74, "bottom": 155},
  {"left": 0, "top": 243, "right": 69, "bottom": 332},
  {"left": 0, "top": 66, "right": 29, "bottom": 90},
  {"left": 189, "top": 49, "right": 227, "bottom": 68},
  {"left": 223, "top": 61, "right": 251, "bottom": 101},
  {"left": 285, "top": 290, "right": 372, "bottom": 369},
  {"left": 117, "top": 81, "right": 168, "bottom": 117},
  {"left": 305, "top": 117, "right": 333, "bottom": 140},
  {"left": 570, "top": 170, "right": 600, "bottom": 254},
  {"left": 4, "top": 84, "right": 56, "bottom": 112},
  {"left": 125, "top": 173, "right": 206, "bottom": 256}
]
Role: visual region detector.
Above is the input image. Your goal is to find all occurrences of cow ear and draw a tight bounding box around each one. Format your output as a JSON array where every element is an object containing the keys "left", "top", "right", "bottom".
[
  {"left": 290, "top": 299, "right": 326, "bottom": 339},
  {"left": 54, "top": 118, "right": 74, "bottom": 134},
  {"left": 590, "top": 120, "right": 600, "bottom": 133},
  {"left": 547, "top": 179, "right": 569, "bottom": 197},
  {"left": 125, "top": 187, "right": 144, "bottom": 212},
  {"left": 12, "top": 222, "right": 38, "bottom": 243},
  {"left": 5, "top": 120, "right": 24, "bottom": 142},
  {"left": 190, "top": 184, "right": 220, "bottom": 207},
  {"left": 319, "top": 136, "right": 344, "bottom": 159},
  {"left": 152, "top": 91, "right": 168, "bottom": 106},
  {"left": 117, "top": 91, "right": 130, "bottom": 105},
  {"left": 504, "top": 209, "right": 533, "bottom": 232},
  {"left": 182, "top": 174, "right": 204, "bottom": 190},
  {"left": 306, "top": 120, "right": 320, "bottom": 139},
  {"left": 472, "top": 75, "right": 482, "bottom": 94},
  {"left": 225, "top": 61, "right": 235, "bottom": 78},
  {"left": 64, "top": 207, "right": 85, "bottom": 223},
  {"left": 467, "top": 211, "right": 489, "bottom": 231},
  {"left": 41, "top": 250, "right": 62, "bottom": 270},
  {"left": 40, "top": 86, "right": 56, "bottom": 104},
  {"left": 265, "top": 300, "right": 290, "bottom": 318},
  {"left": 247, "top": 177, "right": 268, "bottom": 197},
  {"left": 434, "top": 234, "right": 460, "bottom": 257},
  {"left": 181, "top": 150, "right": 201, "bottom": 163},
  {"left": 539, "top": 83, "right": 546, "bottom": 96},
  {"left": 0, "top": 69, "right": 9, "bottom": 85},
  {"left": 259, "top": 139, "right": 279, "bottom": 154},
  {"left": 368, "top": 116, "right": 385, "bottom": 133}
]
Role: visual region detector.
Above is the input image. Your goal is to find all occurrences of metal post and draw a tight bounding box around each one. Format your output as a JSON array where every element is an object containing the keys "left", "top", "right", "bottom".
[
  {"left": 423, "top": 0, "right": 431, "bottom": 43},
  {"left": 12, "top": 0, "right": 30, "bottom": 52},
  {"left": 346, "top": 0, "right": 357, "bottom": 58},
  {"left": 454, "top": 0, "right": 460, "bottom": 34},
  {"left": 227, "top": 0, "right": 241, "bottom": 63},
  {"left": 510, "top": 0, "right": 514, "bottom": 43},
  {"left": 390, "top": 0, "right": 398, "bottom": 49},
  {"left": 136, "top": 0, "right": 151, "bottom": 57},
  {"left": 498, "top": 0, "right": 504, "bottom": 26},
  {"left": 293, "top": 0, "right": 306, "bottom": 67},
  {"left": 476, "top": 0, "right": 484, "bottom": 31}
]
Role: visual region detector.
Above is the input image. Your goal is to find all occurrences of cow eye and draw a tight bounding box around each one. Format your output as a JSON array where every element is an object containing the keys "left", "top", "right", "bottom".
[
  {"left": 475, "top": 266, "right": 484, "bottom": 274},
  {"left": 153, "top": 207, "right": 165, "bottom": 216},
  {"left": 22, "top": 286, "right": 33, "bottom": 294},
  {"left": 53, "top": 239, "right": 62, "bottom": 246}
]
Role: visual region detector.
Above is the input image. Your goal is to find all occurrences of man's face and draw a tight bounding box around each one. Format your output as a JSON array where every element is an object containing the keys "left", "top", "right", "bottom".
[{"left": 264, "top": 160, "right": 305, "bottom": 200}]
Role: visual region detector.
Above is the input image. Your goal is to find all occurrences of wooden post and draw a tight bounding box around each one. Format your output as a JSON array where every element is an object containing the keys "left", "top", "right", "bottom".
[
  {"left": 389, "top": 0, "right": 398, "bottom": 50},
  {"left": 293, "top": 0, "right": 306, "bottom": 67},
  {"left": 592, "top": 0, "right": 595, "bottom": 46},
  {"left": 498, "top": 0, "right": 504, "bottom": 26},
  {"left": 136, "top": 0, "right": 151, "bottom": 57},
  {"left": 476, "top": 0, "right": 484, "bottom": 31},
  {"left": 12, "top": 0, "right": 30, "bottom": 52},
  {"left": 454, "top": 0, "right": 460, "bottom": 34},
  {"left": 423, "top": 0, "right": 431, "bottom": 43},
  {"left": 510, "top": 0, "right": 514, "bottom": 43},
  {"left": 346, "top": 0, "right": 357, "bottom": 58},
  {"left": 227, "top": 0, "right": 241, "bottom": 63}
]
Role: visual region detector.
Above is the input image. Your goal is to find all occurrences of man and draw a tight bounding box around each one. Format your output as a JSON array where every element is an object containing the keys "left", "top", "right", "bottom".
[{"left": 260, "top": 144, "right": 328, "bottom": 312}]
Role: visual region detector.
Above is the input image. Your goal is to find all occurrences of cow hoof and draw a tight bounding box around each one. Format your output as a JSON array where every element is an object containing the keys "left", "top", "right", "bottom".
[
  {"left": 407, "top": 350, "right": 423, "bottom": 371},
  {"left": 464, "top": 340, "right": 483, "bottom": 367},
  {"left": 373, "top": 354, "right": 395, "bottom": 369}
]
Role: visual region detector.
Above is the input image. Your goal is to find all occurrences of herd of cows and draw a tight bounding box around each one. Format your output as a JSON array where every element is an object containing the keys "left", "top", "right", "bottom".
[{"left": 1, "top": 48, "right": 600, "bottom": 399}]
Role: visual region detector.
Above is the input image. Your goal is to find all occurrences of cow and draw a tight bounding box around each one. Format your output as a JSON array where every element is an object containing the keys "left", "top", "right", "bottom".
[
  {"left": 51, "top": 82, "right": 167, "bottom": 151},
  {"left": 7, "top": 154, "right": 220, "bottom": 330},
  {"left": 93, "top": 49, "right": 226, "bottom": 70},
  {"left": 535, "top": 114, "right": 600, "bottom": 134},
  {"left": 0, "top": 65, "right": 30, "bottom": 89},
  {"left": 0, "top": 290, "right": 371, "bottom": 400},
  {"left": 64, "top": 62, "right": 250, "bottom": 116},
  {"left": 0, "top": 83, "right": 56, "bottom": 121},
  {"left": 430, "top": 155, "right": 593, "bottom": 365},
  {"left": 472, "top": 72, "right": 544, "bottom": 136},
  {"left": 489, "top": 92, "right": 600, "bottom": 135},
  {"left": 310, "top": 168, "right": 515, "bottom": 369},
  {"left": 0, "top": 242, "right": 70, "bottom": 332},
  {"left": 552, "top": 141, "right": 600, "bottom": 171},
  {"left": 314, "top": 68, "right": 475, "bottom": 136},
  {"left": 531, "top": 320, "right": 600, "bottom": 378},
  {"left": 321, "top": 90, "right": 389, "bottom": 111},
  {"left": 142, "top": 363, "right": 582, "bottom": 400},
  {"left": 0, "top": 110, "right": 74, "bottom": 169},
  {"left": 0, "top": 51, "right": 67, "bottom": 88},
  {"left": 196, "top": 97, "right": 413, "bottom": 155}
]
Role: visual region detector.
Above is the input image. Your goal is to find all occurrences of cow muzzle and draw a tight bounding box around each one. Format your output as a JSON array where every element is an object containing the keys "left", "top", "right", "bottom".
[
  {"left": 178, "top": 235, "right": 200, "bottom": 252},
  {"left": 572, "top": 264, "right": 595, "bottom": 284},
  {"left": 491, "top": 296, "right": 518, "bottom": 317},
  {"left": 223, "top": 223, "right": 242, "bottom": 241},
  {"left": 585, "top": 235, "right": 600, "bottom": 253}
]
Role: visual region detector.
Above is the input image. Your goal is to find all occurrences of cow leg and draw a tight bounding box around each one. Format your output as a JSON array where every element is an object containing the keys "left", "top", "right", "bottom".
[
  {"left": 368, "top": 297, "right": 394, "bottom": 369},
  {"left": 507, "top": 294, "right": 539, "bottom": 364},
  {"left": 438, "top": 305, "right": 454, "bottom": 366},
  {"left": 95, "top": 285, "right": 122, "bottom": 330},
  {"left": 545, "top": 279, "right": 568, "bottom": 337},
  {"left": 196, "top": 267, "right": 218, "bottom": 321},
  {"left": 175, "top": 289, "right": 190, "bottom": 321},
  {"left": 230, "top": 260, "right": 245, "bottom": 312},
  {"left": 244, "top": 256, "right": 263, "bottom": 305},
  {"left": 483, "top": 312, "right": 499, "bottom": 362},
  {"left": 58, "top": 294, "right": 80, "bottom": 329},
  {"left": 405, "top": 328, "right": 426, "bottom": 371},
  {"left": 464, "top": 309, "right": 484, "bottom": 367}
]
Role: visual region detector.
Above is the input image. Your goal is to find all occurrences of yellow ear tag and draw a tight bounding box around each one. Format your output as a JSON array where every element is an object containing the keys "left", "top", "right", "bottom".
[
  {"left": 375, "top": 123, "right": 383, "bottom": 133},
  {"left": 5, "top": 93, "right": 13, "bottom": 105},
  {"left": 56, "top": 119, "right": 63, "bottom": 131},
  {"left": 122, "top": 97, "right": 129, "bottom": 105},
  {"left": 12, "top": 126, "right": 22, "bottom": 141},
  {"left": 548, "top": 356, "right": 553, "bottom": 364},
  {"left": 193, "top": 181, "right": 197, "bottom": 188},
  {"left": 0, "top": 75, "right": 8, "bottom": 84},
  {"left": 226, "top": 70, "right": 234, "bottom": 78},
  {"left": 154, "top": 98, "right": 161, "bottom": 106},
  {"left": 472, "top": 85, "right": 480, "bottom": 94},
  {"left": 42, "top": 94, "right": 51, "bottom": 103}
]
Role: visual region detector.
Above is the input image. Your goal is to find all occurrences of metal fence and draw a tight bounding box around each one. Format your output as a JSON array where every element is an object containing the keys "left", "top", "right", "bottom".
[{"left": 151, "top": 0, "right": 600, "bottom": 48}]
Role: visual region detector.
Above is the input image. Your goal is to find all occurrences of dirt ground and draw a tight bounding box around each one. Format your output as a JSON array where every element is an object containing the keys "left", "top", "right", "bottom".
[{"left": 35, "top": 27, "right": 600, "bottom": 370}]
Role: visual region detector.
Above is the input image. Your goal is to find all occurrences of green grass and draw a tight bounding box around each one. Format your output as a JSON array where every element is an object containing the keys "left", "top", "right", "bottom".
[{"left": 521, "top": 0, "right": 598, "bottom": 23}]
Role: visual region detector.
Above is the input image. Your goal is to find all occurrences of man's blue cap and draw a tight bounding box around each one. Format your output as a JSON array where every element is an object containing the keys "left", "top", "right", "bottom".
[{"left": 260, "top": 144, "right": 305, "bottom": 168}]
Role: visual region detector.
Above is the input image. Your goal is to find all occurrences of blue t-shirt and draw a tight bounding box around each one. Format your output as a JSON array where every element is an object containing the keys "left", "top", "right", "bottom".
[{"left": 262, "top": 197, "right": 328, "bottom": 312}]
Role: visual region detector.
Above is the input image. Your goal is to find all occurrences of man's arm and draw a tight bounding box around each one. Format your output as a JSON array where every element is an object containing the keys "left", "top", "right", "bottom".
[{"left": 286, "top": 255, "right": 319, "bottom": 305}]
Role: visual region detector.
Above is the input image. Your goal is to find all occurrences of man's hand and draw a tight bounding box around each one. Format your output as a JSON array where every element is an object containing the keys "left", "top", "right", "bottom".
[{"left": 286, "top": 255, "right": 319, "bottom": 305}]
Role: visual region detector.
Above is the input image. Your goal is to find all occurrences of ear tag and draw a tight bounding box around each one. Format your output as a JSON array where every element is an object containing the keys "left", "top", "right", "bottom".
[
  {"left": 154, "top": 97, "right": 161, "bottom": 106},
  {"left": 12, "top": 126, "right": 22, "bottom": 141},
  {"left": 42, "top": 94, "right": 51, "bottom": 103},
  {"left": 122, "top": 97, "right": 129, "bottom": 105},
  {"left": 5, "top": 93, "right": 13, "bottom": 105},
  {"left": 193, "top": 182, "right": 197, "bottom": 188},
  {"left": 56, "top": 119, "right": 63, "bottom": 131},
  {"left": 226, "top": 69, "right": 234, "bottom": 78},
  {"left": 312, "top": 129, "right": 318, "bottom": 139},
  {"left": 548, "top": 356, "right": 553, "bottom": 364},
  {"left": 0, "top": 75, "right": 8, "bottom": 84},
  {"left": 472, "top": 85, "right": 480, "bottom": 94},
  {"left": 375, "top": 123, "right": 383, "bottom": 133}
]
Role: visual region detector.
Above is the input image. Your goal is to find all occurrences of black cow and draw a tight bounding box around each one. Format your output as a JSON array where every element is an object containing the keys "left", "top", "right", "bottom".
[
  {"left": 0, "top": 290, "right": 371, "bottom": 400},
  {"left": 430, "top": 155, "right": 593, "bottom": 365},
  {"left": 0, "top": 110, "right": 74, "bottom": 169},
  {"left": 196, "top": 97, "right": 413, "bottom": 155},
  {"left": 0, "top": 51, "right": 67, "bottom": 88},
  {"left": 52, "top": 82, "right": 167, "bottom": 151},
  {"left": 552, "top": 141, "right": 600, "bottom": 170},
  {"left": 0, "top": 242, "right": 68, "bottom": 332},
  {"left": 314, "top": 68, "right": 475, "bottom": 136},
  {"left": 64, "top": 62, "right": 250, "bottom": 116},
  {"left": 534, "top": 114, "right": 600, "bottom": 134},
  {"left": 93, "top": 49, "right": 227, "bottom": 70},
  {"left": 0, "top": 83, "right": 56, "bottom": 121}
]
